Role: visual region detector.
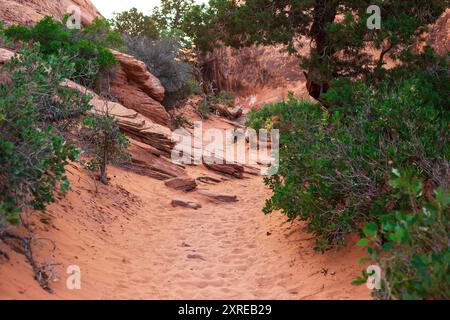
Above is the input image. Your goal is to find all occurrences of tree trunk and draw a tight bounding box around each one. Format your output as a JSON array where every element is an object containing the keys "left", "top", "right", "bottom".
[
  {"left": 306, "top": 0, "right": 338, "bottom": 100},
  {"left": 100, "top": 136, "right": 108, "bottom": 185}
]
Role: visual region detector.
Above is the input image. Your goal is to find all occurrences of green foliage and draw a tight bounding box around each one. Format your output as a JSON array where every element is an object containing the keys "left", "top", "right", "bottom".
[
  {"left": 110, "top": 7, "right": 159, "bottom": 40},
  {"left": 183, "top": 0, "right": 448, "bottom": 98},
  {"left": 111, "top": 3, "right": 200, "bottom": 106},
  {"left": 153, "top": 0, "right": 195, "bottom": 40},
  {"left": 182, "top": 0, "right": 235, "bottom": 52},
  {"left": 197, "top": 100, "right": 210, "bottom": 119},
  {"left": 357, "top": 169, "right": 449, "bottom": 300},
  {"left": 247, "top": 53, "right": 449, "bottom": 251},
  {"left": 82, "top": 113, "right": 130, "bottom": 184},
  {"left": 5, "top": 16, "right": 121, "bottom": 89},
  {"left": 212, "top": 91, "right": 235, "bottom": 108},
  {"left": 170, "top": 112, "right": 191, "bottom": 129},
  {"left": 0, "top": 45, "right": 91, "bottom": 225}
]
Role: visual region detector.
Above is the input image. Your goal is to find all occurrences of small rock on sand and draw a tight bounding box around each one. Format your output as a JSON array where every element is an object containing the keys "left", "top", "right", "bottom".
[
  {"left": 197, "top": 189, "right": 238, "bottom": 203},
  {"left": 171, "top": 198, "right": 202, "bottom": 210},
  {"left": 187, "top": 254, "right": 205, "bottom": 261},
  {"left": 165, "top": 176, "right": 197, "bottom": 191}
]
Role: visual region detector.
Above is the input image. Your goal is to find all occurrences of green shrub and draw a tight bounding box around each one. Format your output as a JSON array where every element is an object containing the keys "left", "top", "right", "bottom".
[
  {"left": 355, "top": 169, "right": 449, "bottom": 300},
  {"left": 82, "top": 113, "right": 129, "bottom": 184},
  {"left": 197, "top": 100, "right": 210, "bottom": 119},
  {"left": 212, "top": 91, "right": 235, "bottom": 108},
  {"left": 247, "top": 55, "right": 449, "bottom": 251},
  {"left": 170, "top": 112, "right": 191, "bottom": 129},
  {"left": 0, "top": 45, "right": 92, "bottom": 225},
  {"left": 110, "top": 7, "right": 159, "bottom": 40},
  {"left": 5, "top": 16, "right": 121, "bottom": 89}
]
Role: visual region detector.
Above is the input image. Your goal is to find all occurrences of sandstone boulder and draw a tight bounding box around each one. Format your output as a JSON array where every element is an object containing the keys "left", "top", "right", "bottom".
[
  {"left": 197, "top": 189, "right": 238, "bottom": 203},
  {"left": 171, "top": 198, "right": 202, "bottom": 210},
  {"left": 0, "top": 48, "right": 14, "bottom": 64},
  {"left": 111, "top": 50, "right": 165, "bottom": 102},
  {"left": 110, "top": 53, "right": 169, "bottom": 127},
  {"left": 164, "top": 176, "right": 197, "bottom": 192}
]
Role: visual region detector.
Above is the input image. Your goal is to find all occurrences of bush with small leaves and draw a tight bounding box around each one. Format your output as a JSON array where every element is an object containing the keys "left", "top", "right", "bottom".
[
  {"left": 354, "top": 169, "right": 449, "bottom": 300},
  {"left": 82, "top": 112, "right": 130, "bottom": 184},
  {"left": 5, "top": 16, "right": 121, "bottom": 89},
  {"left": 247, "top": 51, "right": 449, "bottom": 251},
  {"left": 0, "top": 44, "right": 91, "bottom": 226}
]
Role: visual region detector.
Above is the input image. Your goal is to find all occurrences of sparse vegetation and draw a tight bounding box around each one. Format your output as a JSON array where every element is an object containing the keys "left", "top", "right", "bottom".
[
  {"left": 123, "top": 36, "right": 195, "bottom": 107},
  {"left": 82, "top": 111, "right": 130, "bottom": 184}
]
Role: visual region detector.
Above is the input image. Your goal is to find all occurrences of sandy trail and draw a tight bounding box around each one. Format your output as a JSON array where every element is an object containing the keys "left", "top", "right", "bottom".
[
  {"left": 0, "top": 116, "right": 370, "bottom": 300},
  {"left": 107, "top": 165, "right": 370, "bottom": 300}
]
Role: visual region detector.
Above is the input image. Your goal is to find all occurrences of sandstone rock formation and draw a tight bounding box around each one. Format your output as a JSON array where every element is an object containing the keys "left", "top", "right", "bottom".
[
  {"left": 164, "top": 176, "right": 198, "bottom": 192},
  {"left": 111, "top": 50, "right": 165, "bottom": 102},
  {"left": 110, "top": 50, "right": 170, "bottom": 127},
  {"left": 127, "top": 140, "right": 187, "bottom": 181},
  {"left": 0, "top": 0, "right": 102, "bottom": 27},
  {"left": 0, "top": 48, "right": 14, "bottom": 63},
  {"left": 200, "top": 44, "right": 307, "bottom": 96},
  {"left": 62, "top": 79, "right": 175, "bottom": 157}
]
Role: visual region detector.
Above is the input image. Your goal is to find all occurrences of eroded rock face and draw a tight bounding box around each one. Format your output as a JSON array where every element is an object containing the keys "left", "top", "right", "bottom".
[
  {"left": 111, "top": 50, "right": 165, "bottom": 102},
  {"left": 62, "top": 78, "right": 175, "bottom": 157},
  {"left": 0, "top": 0, "right": 102, "bottom": 27},
  {"left": 110, "top": 50, "right": 170, "bottom": 127}
]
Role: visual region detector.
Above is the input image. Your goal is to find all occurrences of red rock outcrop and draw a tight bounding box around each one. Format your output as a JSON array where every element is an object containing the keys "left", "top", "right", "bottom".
[
  {"left": 110, "top": 50, "right": 170, "bottom": 127},
  {"left": 0, "top": 0, "right": 102, "bottom": 27},
  {"left": 62, "top": 78, "right": 174, "bottom": 157},
  {"left": 111, "top": 50, "right": 165, "bottom": 102},
  {"left": 0, "top": 47, "right": 14, "bottom": 63},
  {"left": 164, "top": 176, "right": 198, "bottom": 192},
  {"left": 201, "top": 45, "right": 306, "bottom": 97},
  {"left": 426, "top": 9, "right": 450, "bottom": 56}
]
